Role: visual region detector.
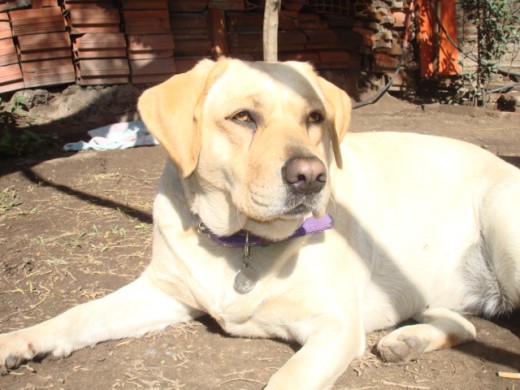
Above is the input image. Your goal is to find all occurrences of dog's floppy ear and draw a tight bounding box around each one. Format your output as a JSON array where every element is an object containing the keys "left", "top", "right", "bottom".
[
  {"left": 138, "top": 59, "right": 224, "bottom": 178},
  {"left": 317, "top": 77, "right": 351, "bottom": 169}
]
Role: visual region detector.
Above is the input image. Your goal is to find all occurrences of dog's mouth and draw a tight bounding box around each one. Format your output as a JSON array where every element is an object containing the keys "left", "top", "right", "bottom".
[
  {"left": 284, "top": 203, "right": 311, "bottom": 216},
  {"left": 282, "top": 191, "right": 325, "bottom": 217}
]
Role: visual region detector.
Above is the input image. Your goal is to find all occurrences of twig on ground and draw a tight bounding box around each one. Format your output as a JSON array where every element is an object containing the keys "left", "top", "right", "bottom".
[
  {"left": 381, "top": 380, "right": 430, "bottom": 389},
  {"left": 0, "top": 296, "right": 47, "bottom": 323},
  {"left": 498, "top": 371, "right": 520, "bottom": 379}
]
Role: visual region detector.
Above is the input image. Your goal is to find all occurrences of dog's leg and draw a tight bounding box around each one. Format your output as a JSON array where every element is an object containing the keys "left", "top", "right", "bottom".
[
  {"left": 264, "top": 315, "right": 365, "bottom": 390},
  {"left": 377, "top": 307, "right": 476, "bottom": 362},
  {"left": 480, "top": 180, "right": 520, "bottom": 312},
  {"left": 0, "top": 274, "right": 201, "bottom": 373}
]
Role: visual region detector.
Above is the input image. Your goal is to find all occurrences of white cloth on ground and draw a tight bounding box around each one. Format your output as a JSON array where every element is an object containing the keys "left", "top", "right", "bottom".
[{"left": 63, "top": 121, "right": 157, "bottom": 151}]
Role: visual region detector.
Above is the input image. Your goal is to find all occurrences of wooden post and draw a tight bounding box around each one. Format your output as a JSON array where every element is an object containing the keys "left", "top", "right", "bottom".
[
  {"left": 438, "top": 0, "right": 461, "bottom": 75},
  {"left": 263, "top": 0, "right": 281, "bottom": 62},
  {"left": 416, "top": 0, "right": 436, "bottom": 77}
]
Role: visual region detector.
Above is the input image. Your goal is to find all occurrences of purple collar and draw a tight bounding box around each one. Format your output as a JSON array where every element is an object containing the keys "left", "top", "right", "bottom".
[{"left": 199, "top": 214, "right": 334, "bottom": 248}]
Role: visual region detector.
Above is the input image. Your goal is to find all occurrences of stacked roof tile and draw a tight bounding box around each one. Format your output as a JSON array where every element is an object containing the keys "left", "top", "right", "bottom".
[{"left": 0, "top": 0, "right": 411, "bottom": 94}]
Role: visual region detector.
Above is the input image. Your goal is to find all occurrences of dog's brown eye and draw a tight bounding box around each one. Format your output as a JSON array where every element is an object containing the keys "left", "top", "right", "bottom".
[
  {"left": 231, "top": 111, "right": 254, "bottom": 124},
  {"left": 308, "top": 112, "right": 324, "bottom": 125}
]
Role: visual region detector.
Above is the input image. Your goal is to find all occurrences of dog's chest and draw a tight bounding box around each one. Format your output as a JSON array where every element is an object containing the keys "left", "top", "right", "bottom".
[{"left": 192, "top": 241, "right": 301, "bottom": 338}]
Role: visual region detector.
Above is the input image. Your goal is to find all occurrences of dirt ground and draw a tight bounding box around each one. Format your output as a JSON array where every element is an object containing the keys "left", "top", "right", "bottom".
[{"left": 0, "top": 84, "right": 520, "bottom": 390}]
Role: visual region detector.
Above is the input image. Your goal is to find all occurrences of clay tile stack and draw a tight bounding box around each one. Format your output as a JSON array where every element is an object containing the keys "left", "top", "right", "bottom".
[
  {"left": 168, "top": 0, "right": 208, "bottom": 13},
  {"left": 225, "top": 10, "right": 262, "bottom": 59},
  {"left": 0, "top": 33, "right": 17, "bottom": 67},
  {"left": 18, "top": 32, "right": 71, "bottom": 62},
  {"left": 9, "top": 6, "right": 65, "bottom": 36},
  {"left": 0, "top": 10, "right": 11, "bottom": 39},
  {"left": 123, "top": 0, "right": 175, "bottom": 84},
  {"left": 123, "top": 1, "right": 170, "bottom": 34},
  {"left": 66, "top": 1, "right": 129, "bottom": 85},
  {"left": 226, "top": 6, "right": 311, "bottom": 61},
  {"left": 318, "top": 0, "right": 407, "bottom": 79},
  {"left": 9, "top": 5, "right": 75, "bottom": 89},
  {"left": 0, "top": 13, "right": 23, "bottom": 94},
  {"left": 74, "top": 33, "right": 129, "bottom": 86},
  {"left": 170, "top": 11, "right": 211, "bottom": 72},
  {"left": 75, "top": 57, "right": 130, "bottom": 85},
  {"left": 209, "top": 0, "right": 245, "bottom": 11},
  {"left": 74, "top": 33, "right": 127, "bottom": 60},
  {"left": 127, "top": 34, "right": 174, "bottom": 60},
  {"left": 65, "top": 0, "right": 120, "bottom": 34}
]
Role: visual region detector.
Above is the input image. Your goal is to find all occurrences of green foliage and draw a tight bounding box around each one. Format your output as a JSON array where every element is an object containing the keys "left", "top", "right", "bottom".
[
  {"left": 9, "top": 95, "right": 28, "bottom": 113},
  {"left": 0, "top": 95, "right": 28, "bottom": 113},
  {"left": 0, "top": 129, "right": 58, "bottom": 157},
  {"left": 459, "top": 0, "right": 520, "bottom": 105},
  {"left": 0, "top": 187, "right": 22, "bottom": 214}
]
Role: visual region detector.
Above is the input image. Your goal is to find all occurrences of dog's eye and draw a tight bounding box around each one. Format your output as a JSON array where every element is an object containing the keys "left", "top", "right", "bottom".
[
  {"left": 231, "top": 111, "right": 255, "bottom": 124},
  {"left": 308, "top": 111, "right": 324, "bottom": 125}
]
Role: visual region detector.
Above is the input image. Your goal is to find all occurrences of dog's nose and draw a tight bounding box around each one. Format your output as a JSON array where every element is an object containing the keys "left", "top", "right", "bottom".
[{"left": 282, "top": 157, "right": 327, "bottom": 194}]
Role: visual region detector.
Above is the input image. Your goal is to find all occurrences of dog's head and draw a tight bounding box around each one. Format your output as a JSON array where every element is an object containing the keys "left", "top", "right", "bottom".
[{"left": 139, "top": 58, "right": 351, "bottom": 240}]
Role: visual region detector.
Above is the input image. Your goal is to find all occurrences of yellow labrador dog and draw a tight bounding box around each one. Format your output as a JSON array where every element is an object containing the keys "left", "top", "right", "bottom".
[{"left": 1, "top": 58, "right": 520, "bottom": 389}]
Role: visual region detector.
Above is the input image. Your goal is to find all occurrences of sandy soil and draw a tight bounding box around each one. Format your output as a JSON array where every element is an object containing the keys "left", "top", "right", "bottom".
[{"left": 0, "top": 85, "right": 519, "bottom": 390}]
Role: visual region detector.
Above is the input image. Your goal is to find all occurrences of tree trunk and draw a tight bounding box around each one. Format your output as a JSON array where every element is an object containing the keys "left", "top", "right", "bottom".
[{"left": 263, "top": 0, "right": 281, "bottom": 62}]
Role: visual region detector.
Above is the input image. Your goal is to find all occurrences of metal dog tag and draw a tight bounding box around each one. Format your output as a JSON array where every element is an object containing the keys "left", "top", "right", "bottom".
[
  {"left": 234, "top": 265, "right": 258, "bottom": 294},
  {"left": 233, "top": 231, "right": 259, "bottom": 294}
]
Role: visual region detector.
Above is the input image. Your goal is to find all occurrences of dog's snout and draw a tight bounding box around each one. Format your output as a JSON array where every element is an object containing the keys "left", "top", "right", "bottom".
[{"left": 282, "top": 157, "right": 327, "bottom": 194}]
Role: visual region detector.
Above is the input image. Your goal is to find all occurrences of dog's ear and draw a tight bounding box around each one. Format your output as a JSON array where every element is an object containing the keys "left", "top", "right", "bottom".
[
  {"left": 138, "top": 59, "right": 226, "bottom": 177},
  {"left": 317, "top": 77, "right": 351, "bottom": 169}
]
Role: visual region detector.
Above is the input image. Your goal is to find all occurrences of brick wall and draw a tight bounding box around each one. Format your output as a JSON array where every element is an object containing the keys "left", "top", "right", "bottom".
[{"left": 0, "top": 0, "right": 412, "bottom": 94}]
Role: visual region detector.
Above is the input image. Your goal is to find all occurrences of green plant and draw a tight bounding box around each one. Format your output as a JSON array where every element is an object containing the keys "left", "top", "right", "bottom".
[
  {"left": 0, "top": 129, "right": 40, "bottom": 156},
  {"left": 9, "top": 95, "right": 28, "bottom": 113},
  {"left": 459, "top": 0, "right": 520, "bottom": 105},
  {"left": 0, "top": 187, "right": 22, "bottom": 214},
  {"left": 0, "top": 95, "right": 28, "bottom": 113},
  {"left": 0, "top": 129, "right": 59, "bottom": 157}
]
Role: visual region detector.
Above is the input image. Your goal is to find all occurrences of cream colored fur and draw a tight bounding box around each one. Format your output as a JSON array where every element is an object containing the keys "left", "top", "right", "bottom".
[{"left": 1, "top": 58, "right": 520, "bottom": 389}]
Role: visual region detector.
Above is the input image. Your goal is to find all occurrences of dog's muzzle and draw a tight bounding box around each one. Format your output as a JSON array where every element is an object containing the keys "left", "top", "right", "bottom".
[
  {"left": 282, "top": 156, "right": 327, "bottom": 195},
  {"left": 281, "top": 156, "right": 327, "bottom": 215}
]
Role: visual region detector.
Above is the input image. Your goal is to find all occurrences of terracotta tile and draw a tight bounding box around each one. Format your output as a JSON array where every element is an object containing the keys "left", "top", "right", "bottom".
[
  {"left": 175, "top": 39, "right": 211, "bottom": 56},
  {"left": 131, "top": 73, "right": 171, "bottom": 84},
  {"left": 373, "top": 52, "right": 400, "bottom": 70},
  {"left": 0, "top": 37, "right": 17, "bottom": 66},
  {"left": 129, "top": 57, "right": 174, "bottom": 75},
  {"left": 0, "top": 63, "right": 22, "bottom": 84},
  {"left": 9, "top": 7, "right": 66, "bottom": 36},
  {"left": 21, "top": 58, "right": 75, "bottom": 88},
  {"left": 208, "top": 0, "right": 245, "bottom": 11},
  {"left": 20, "top": 49, "right": 71, "bottom": 61},
  {"left": 77, "top": 75, "right": 128, "bottom": 85},
  {"left": 68, "top": 8, "right": 120, "bottom": 25},
  {"left": 169, "top": 0, "right": 208, "bottom": 12},
  {"left": 75, "top": 48, "right": 128, "bottom": 59},
  {"left": 226, "top": 12, "right": 262, "bottom": 31},
  {"left": 121, "top": 0, "right": 168, "bottom": 10},
  {"left": 208, "top": 9, "right": 228, "bottom": 56},
  {"left": 123, "top": 10, "right": 171, "bottom": 34},
  {"left": 127, "top": 34, "right": 174, "bottom": 52},
  {"left": 71, "top": 26, "right": 121, "bottom": 34},
  {"left": 32, "top": 0, "right": 59, "bottom": 8},
  {"left": 18, "top": 31, "right": 71, "bottom": 51},
  {"left": 0, "top": 14, "right": 12, "bottom": 39},
  {"left": 76, "top": 33, "right": 126, "bottom": 50},
  {"left": 174, "top": 56, "right": 206, "bottom": 73},
  {"left": 77, "top": 58, "right": 130, "bottom": 77},
  {"left": 171, "top": 13, "right": 209, "bottom": 31},
  {"left": 279, "top": 51, "right": 320, "bottom": 63}
]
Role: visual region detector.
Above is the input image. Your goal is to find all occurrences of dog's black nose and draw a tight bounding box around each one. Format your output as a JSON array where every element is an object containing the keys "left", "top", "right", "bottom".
[{"left": 282, "top": 157, "right": 327, "bottom": 194}]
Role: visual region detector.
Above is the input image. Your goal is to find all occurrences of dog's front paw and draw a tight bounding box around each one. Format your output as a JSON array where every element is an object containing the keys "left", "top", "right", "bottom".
[
  {"left": 0, "top": 331, "right": 51, "bottom": 374},
  {"left": 377, "top": 334, "right": 427, "bottom": 363},
  {"left": 0, "top": 333, "right": 34, "bottom": 373}
]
